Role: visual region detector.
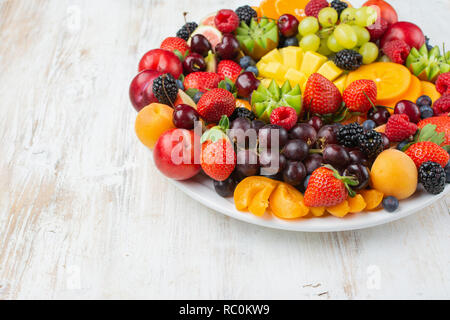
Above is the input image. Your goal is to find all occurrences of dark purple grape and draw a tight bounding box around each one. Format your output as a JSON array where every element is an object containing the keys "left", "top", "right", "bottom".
[
  {"left": 259, "top": 150, "right": 286, "bottom": 175},
  {"left": 323, "top": 144, "right": 350, "bottom": 169},
  {"left": 282, "top": 139, "right": 309, "bottom": 161},
  {"left": 236, "top": 149, "right": 259, "bottom": 177},
  {"left": 368, "top": 106, "right": 391, "bottom": 126},
  {"left": 190, "top": 34, "right": 212, "bottom": 56},
  {"left": 380, "top": 133, "right": 390, "bottom": 150},
  {"left": 215, "top": 34, "right": 240, "bottom": 60},
  {"left": 307, "top": 116, "right": 324, "bottom": 132},
  {"left": 229, "top": 118, "right": 255, "bottom": 149},
  {"left": 304, "top": 154, "right": 323, "bottom": 175},
  {"left": 283, "top": 161, "right": 307, "bottom": 186},
  {"left": 348, "top": 150, "right": 370, "bottom": 167},
  {"left": 343, "top": 164, "right": 370, "bottom": 191},
  {"left": 258, "top": 124, "right": 289, "bottom": 149},
  {"left": 289, "top": 123, "right": 317, "bottom": 146},
  {"left": 251, "top": 120, "right": 266, "bottom": 134},
  {"left": 214, "top": 176, "right": 237, "bottom": 197},
  {"left": 173, "top": 104, "right": 200, "bottom": 129},
  {"left": 316, "top": 125, "right": 339, "bottom": 149}
]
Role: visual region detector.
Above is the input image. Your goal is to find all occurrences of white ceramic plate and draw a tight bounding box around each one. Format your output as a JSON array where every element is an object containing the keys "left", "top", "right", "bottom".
[{"left": 169, "top": 174, "right": 449, "bottom": 232}]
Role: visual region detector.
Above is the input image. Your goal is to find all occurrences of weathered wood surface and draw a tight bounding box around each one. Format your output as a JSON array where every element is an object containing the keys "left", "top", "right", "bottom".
[{"left": 0, "top": 0, "right": 448, "bottom": 299}]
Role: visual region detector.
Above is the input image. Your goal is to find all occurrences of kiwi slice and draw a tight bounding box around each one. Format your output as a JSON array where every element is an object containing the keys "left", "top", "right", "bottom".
[
  {"left": 406, "top": 44, "right": 450, "bottom": 82},
  {"left": 236, "top": 19, "right": 279, "bottom": 60}
]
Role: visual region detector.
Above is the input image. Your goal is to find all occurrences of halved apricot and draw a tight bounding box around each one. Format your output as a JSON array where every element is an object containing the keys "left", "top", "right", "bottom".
[
  {"left": 327, "top": 200, "right": 350, "bottom": 218},
  {"left": 360, "top": 190, "right": 384, "bottom": 210},
  {"left": 420, "top": 81, "right": 441, "bottom": 103},
  {"left": 348, "top": 194, "right": 367, "bottom": 213},
  {"left": 234, "top": 177, "right": 279, "bottom": 216},
  {"left": 269, "top": 183, "right": 309, "bottom": 219},
  {"left": 310, "top": 206, "right": 326, "bottom": 217}
]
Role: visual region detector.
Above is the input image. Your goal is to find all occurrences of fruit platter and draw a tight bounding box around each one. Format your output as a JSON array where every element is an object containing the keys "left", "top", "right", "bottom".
[{"left": 129, "top": 0, "right": 450, "bottom": 231}]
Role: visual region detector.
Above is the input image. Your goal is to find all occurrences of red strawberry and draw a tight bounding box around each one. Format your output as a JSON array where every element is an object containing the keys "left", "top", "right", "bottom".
[
  {"left": 435, "top": 72, "right": 450, "bottom": 95},
  {"left": 432, "top": 95, "right": 450, "bottom": 116},
  {"left": 215, "top": 9, "right": 240, "bottom": 33},
  {"left": 405, "top": 141, "right": 449, "bottom": 168},
  {"left": 382, "top": 39, "right": 411, "bottom": 64},
  {"left": 385, "top": 114, "right": 418, "bottom": 142},
  {"left": 303, "top": 73, "right": 342, "bottom": 115},
  {"left": 217, "top": 60, "right": 243, "bottom": 82},
  {"left": 160, "top": 37, "right": 190, "bottom": 56},
  {"left": 270, "top": 107, "right": 298, "bottom": 131},
  {"left": 201, "top": 117, "right": 236, "bottom": 181},
  {"left": 183, "top": 72, "right": 224, "bottom": 93},
  {"left": 367, "top": 17, "right": 389, "bottom": 41},
  {"left": 343, "top": 80, "right": 377, "bottom": 113},
  {"left": 197, "top": 88, "right": 236, "bottom": 123},
  {"left": 418, "top": 116, "right": 450, "bottom": 145},
  {"left": 305, "top": 0, "right": 329, "bottom": 18},
  {"left": 304, "top": 166, "right": 357, "bottom": 208}
]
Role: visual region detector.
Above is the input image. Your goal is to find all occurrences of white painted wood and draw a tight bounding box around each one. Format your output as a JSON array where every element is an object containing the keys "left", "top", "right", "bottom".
[{"left": 0, "top": 0, "right": 448, "bottom": 300}]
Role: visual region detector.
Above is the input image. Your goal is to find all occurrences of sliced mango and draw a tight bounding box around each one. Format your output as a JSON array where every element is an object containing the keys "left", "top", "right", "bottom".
[
  {"left": 284, "top": 68, "right": 307, "bottom": 88},
  {"left": 300, "top": 51, "right": 328, "bottom": 77},
  {"left": 333, "top": 75, "right": 348, "bottom": 94},
  {"left": 327, "top": 200, "right": 350, "bottom": 218},
  {"left": 310, "top": 206, "right": 326, "bottom": 217},
  {"left": 360, "top": 190, "right": 384, "bottom": 210},
  {"left": 348, "top": 194, "right": 367, "bottom": 213},
  {"left": 280, "top": 46, "right": 303, "bottom": 70},
  {"left": 261, "top": 48, "right": 283, "bottom": 64},
  {"left": 317, "top": 61, "right": 343, "bottom": 82}
]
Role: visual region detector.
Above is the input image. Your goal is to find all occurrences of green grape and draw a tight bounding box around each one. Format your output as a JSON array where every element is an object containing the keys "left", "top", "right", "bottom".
[
  {"left": 334, "top": 24, "right": 358, "bottom": 49},
  {"left": 352, "top": 25, "right": 371, "bottom": 47},
  {"left": 340, "top": 7, "right": 357, "bottom": 24},
  {"left": 359, "top": 42, "right": 379, "bottom": 64},
  {"left": 318, "top": 27, "right": 334, "bottom": 39},
  {"left": 299, "top": 17, "right": 319, "bottom": 36},
  {"left": 365, "top": 7, "right": 378, "bottom": 26},
  {"left": 327, "top": 35, "right": 344, "bottom": 52},
  {"left": 318, "top": 7, "right": 338, "bottom": 28},
  {"left": 300, "top": 34, "right": 321, "bottom": 52},
  {"left": 355, "top": 7, "right": 378, "bottom": 27},
  {"left": 318, "top": 37, "right": 333, "bottom": 56}
]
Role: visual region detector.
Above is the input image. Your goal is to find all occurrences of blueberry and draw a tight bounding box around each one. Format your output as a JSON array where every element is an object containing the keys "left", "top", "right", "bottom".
[
  {"left": 239, "top": 56, "right": 256, "bottom": 69},
  {"left": 246, "top": 66, "right": 259, "bottom": 77},
  {"left": 362, "top": 120, "right": 376, "bottom": 131},
  {"left": 279, "top": 36, "right": 299, "bottom": 48},
  {"left": 445, "top": 163, "right": 450, "bottom": 184},
  {"left": 416, "top": 95, "right": 432, "bottom": 107},
  {"left": 383, "top": 196, "right": 399, "bottom": 212},
  {"left": 303, "top": 175, "right": 311, "bottom": 190},
  {"left": 225, "top": 82, "right": 233, "bottom": 92},
  {"left": 419, "top": 106, "right": 434, "bottom": 119},
  {"left": 193, "top": 91, "right": 204, "bottom": 104},
  {"left": 176, "top": 79, "right": 184, "bottom": 91},
  {"left": 397, "top": 140, "right": 411, "bottom": 152}
]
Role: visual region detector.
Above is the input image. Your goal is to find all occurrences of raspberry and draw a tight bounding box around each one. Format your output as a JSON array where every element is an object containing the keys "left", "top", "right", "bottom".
[
  {"left": 305, "top": 0, "right": 329, "bottom": 18},
  {"left": 215, "top": 9, "right": 240, "bottom": 33},
  {"left": 432, "top": 95, "right": 450, "bottom": 116},
  {"left": 385, "top": 114, "right": 418, "bottom": 142},
  {"left": 270, "top": 107, "right": 298, "bottom": 131},
  {"left": 435, "top": 72, "right": 450, "bottom": 95},
  {"left": 382, "top": 40, "right": 411, "bottom": 64}
]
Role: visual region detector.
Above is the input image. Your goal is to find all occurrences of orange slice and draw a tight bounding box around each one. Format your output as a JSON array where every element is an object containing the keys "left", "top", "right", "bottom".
[
  {"left": 275, "top": 0, "right": 309, "bottom": 21},
  {"left": 346, "top": 62, "right": 412, "bottom": 105},
  {"left": 420, "top": 81, "right": 441, "bottom": 103},
  {"left": 260, "top": 0, "right": 279, "bottom": 19},
  {"left": 384, "top": 75, "right": 422, "bottom": 110}
]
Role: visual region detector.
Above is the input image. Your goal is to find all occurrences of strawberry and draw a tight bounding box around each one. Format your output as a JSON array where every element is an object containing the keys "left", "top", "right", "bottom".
[
  {"left": 197, "top": 88, "right": 236, "bottom": 123},
  {"left": 303, "top": 73, "right": 342, "bottom": 115},
  {"left": 385, "top": 114, "right": 418, "bottom": 142},
  {"left": 183, "top": 72, "right": 224, "bottom": 93},
  {"left": 160, "top": 37, "right": 190, "bottom": 56},
  {"left": 418, "top": 116, "right": 450, "bottom": 146},
  {"left": 305, "top": 0, "right": 329, "bottom": 18},
  {"left": 270, "top": 107, "right": 298, "bottom": 131},
  {"left": 304, "top": 165, "right": 358, "bottom": 208},
  {"left": 366, "top": 17, "right": 389, "bottom": 41},
  {"left": 343, "top": 80, "right": 377, "bottom": 113},
  {"left": 435, "top": 72, "right": 450, "bottom": 95},
  {"left": 382, "top": 39, "right": 411, "bottom": 64},
  {"left": 405, "top": 141, "right": 449, "bottom": 168},
  {"left": 432, "top": 95, "right": 450, "bottom": 116},
  {"left": 201, "top": 116, "right": 236, "bottom": 181},
  {"left": 217, "top": 60, "right": 243, "bottom": 82}
]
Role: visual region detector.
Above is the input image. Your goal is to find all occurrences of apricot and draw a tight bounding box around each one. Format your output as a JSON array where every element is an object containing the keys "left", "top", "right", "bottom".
[
  {"left": 327, "top": 200, "right": 350, "bottom": 218},
  {"left": 420, "top": 81, "right": 441, "bottom": 103},
  {"left": 269, "top": 183, "right": 309, "bottom": 219},
  {"left": 310, "top": 207, "right": 326, "bottom": 217},
  {"left": 234, "top": 177, "right": 279, "bottom": 216},
  {"left": 348, "top": 194, "right": 367, "bottom": 213},
  {"left": 359, "top": 190, "right": 384, "bottom": 210},
  {"left": 370, "top": 149, "right": 418, "bottom": 200},
  {"left": 135, "top": 103, "right": 175, "bottom": 149}
]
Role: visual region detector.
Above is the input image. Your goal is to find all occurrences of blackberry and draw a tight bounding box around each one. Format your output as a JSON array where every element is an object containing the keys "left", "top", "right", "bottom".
[
  {"left": 176, "top": 22, "right": 198, "bottom": 41},
  {"left": 152, "top": 74, "right": 178, "bottom": 106},
  {"left": 235, "top": 5, "right": 257, "bottom": 25},
  {"left": 337, "top": 123, "right": 364, "bottom": 148},
  {"left": 333, "top": 50, "right": 363, "bottom": 71},
  {"left": 419, "top": 161, "right": 446, "bottom": 195},
  {"left": 229, "top": 107, "right": 256, "bottom": 122},
  {"left": 357, "top": 130, "right": 383, "bottom": 160},
  {"left": 330, "top": 0, "right": 348, "bottom": 17}
]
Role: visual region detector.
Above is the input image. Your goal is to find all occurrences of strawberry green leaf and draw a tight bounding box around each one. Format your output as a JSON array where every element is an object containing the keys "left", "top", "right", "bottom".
[
  {"left": 417, "top": 124, "right": 445, "bottom": 145},
  {"left": 185, "top": 88, "right": 199, "bottom": 100}
]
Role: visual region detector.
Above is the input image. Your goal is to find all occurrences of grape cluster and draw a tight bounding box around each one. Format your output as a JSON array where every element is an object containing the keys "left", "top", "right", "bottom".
[{"left": 297, "top": 6, "right": 379, "bottom": 65}]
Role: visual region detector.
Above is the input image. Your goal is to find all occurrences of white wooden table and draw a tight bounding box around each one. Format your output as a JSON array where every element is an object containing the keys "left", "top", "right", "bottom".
[{"left": 0, "top": 0, "right": 448, "bottom": 300}]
